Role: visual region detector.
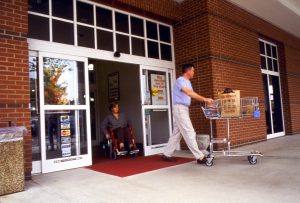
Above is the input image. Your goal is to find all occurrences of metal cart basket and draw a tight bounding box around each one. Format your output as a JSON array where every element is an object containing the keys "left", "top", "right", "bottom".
[{"left": 202, "top": 97, "right": 263, "bottom": 166}]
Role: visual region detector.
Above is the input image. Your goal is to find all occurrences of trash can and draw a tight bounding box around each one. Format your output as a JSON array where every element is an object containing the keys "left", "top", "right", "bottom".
[{"left": 0, "top": 126, "right": 26, "bottom": 196}]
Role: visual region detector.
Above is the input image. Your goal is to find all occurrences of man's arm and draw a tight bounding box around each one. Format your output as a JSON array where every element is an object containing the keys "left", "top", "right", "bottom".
[{"left": 181, "top": 87, "right": 213, "bottom": 104}]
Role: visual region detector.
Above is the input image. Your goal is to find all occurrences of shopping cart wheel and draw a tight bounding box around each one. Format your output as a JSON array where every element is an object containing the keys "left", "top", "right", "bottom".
[
  {"left": 247, "top": 155, "right": 257, "bottom": 165},
  {"left": 205, "top": 155, "right": 214, "bottom": 167},
  {"left": 111, "top": 151, "right": 117, "bottom": 160}
]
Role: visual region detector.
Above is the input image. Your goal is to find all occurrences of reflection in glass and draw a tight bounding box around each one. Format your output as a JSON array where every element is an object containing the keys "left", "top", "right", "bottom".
[
  {"left": 266, "top": 44, "right": 272, "bottom": 57},
  {"left": 131, "top": 17, "right": 144, "bottom": 37},
  {"left": 132, "top": 37, "right": 145, "bottom": 57},
  {"left": 116, "top": 34, "right": 130, "bottom": 54},
  {"left": 96, "top": 7, "right": 112, "bottom": 29},
  {"left": 52, "top": 20, "right": 74, "bottom": 45},
  {"left": 260, "top": 56, "right": 266, "bottom": 69},
  {"left": 29, "top": 56, "right": 41, "bottom": 161},
  {"left": 77, "top": 25, "right": 95, "bottom": 48},
  {"left": 160, "top": 44, "right": 172, "bottom": 61},
  {"left": 52, "top": 0, "right": 73, "bottom": 20},
  {"left": 77, "top": 1, "right": 94, "bottom": 25},
  {"left": 97, "top": 29, "right": 114, "bottom": 51},
  {"left": 28, "top": 14, "right": 50, "bottom": 41},
  {"left": 269, "top": 75, "right": 283, "bottom": 133},
  {"left": 43, "top": 57, "right": 85, "bottom": 105},
  {"left": 267, "top": 58, "right": 273, "bottom": 71},
  {"left": 159, "top": 25, "right": 171, "bottom": 43},
  {"left": 262, "top": 74, "right": 272, "bottom": 134},
  {"left": 259, "top": 41, "right": 265, "bottom": 55},
  {"left": 115, "top": 12, "right": 129, "bottom": 33},
  {"left": 146, "top": 21, "right": 158, "bottom": 40},
  {"left": 28, "top": 0, "right": 49, "bottom": 14},
  {"left": 144, "top": 109, "right": 170, "bottom": 146},
  {"left": 45, "top": 110, "right": 87, "bottom": 160},
  {"left": 147, "top": 41, "right": 159, "bottom": 59}
]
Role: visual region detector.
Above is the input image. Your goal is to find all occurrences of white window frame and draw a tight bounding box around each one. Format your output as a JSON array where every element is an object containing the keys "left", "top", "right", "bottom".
[
  {"left": 28, "top": 0, "right": 175, "bottom": 64},
  {"left": 259, "top": 39, "right": 285, "bottom": 139}
]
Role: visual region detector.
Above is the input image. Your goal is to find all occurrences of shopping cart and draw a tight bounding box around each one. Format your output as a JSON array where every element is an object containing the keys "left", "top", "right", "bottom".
[{"left": 202, "top": 97, "right": 263, "bottom": 166}]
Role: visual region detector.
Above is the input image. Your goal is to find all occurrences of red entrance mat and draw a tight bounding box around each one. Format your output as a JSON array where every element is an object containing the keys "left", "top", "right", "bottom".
[{"left": 86, "top": 155, "right": 193, "bottom": 177}]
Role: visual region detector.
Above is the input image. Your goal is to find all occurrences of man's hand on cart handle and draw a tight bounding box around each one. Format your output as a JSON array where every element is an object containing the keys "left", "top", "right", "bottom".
[{"left": 205, "top": 98, "right": 214, "bottom": 105}]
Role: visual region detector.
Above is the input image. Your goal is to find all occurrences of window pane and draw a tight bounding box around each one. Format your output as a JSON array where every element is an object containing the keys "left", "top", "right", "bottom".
[
  {"left": 146, "top": 21, "right": 158, "bottom": 40},
  {"left": 147, "top": 41, "right": 159, "bottom": 59},
  {"left": 28, "top": 14, "right": 50, "bottom": 41},
  {"left": 160, "top": 44, "right": 172, "bottom": 61},
  {"left": 131, "top": 17, "right": 144, "bottom": 37},
  {"left": 97, "top": 29, "right": 113, "bottom": 51},
  {"left": 53, "top": 20, "right": 74, "bottom": 45},
  {"left": 43, "top": 58, "right": 85, "bottom": 105},
  {"left": 260, "top": 56, "right": 266, "bottom": 69},
  {"left": 259, "top": 41, "right": 265, "bottom": 55},
  {"left": 132, "top": 37, "right": 145, "bottom": 57},
  {"left": 116, "top": 34, "right": 129, "bottom": 54},
  {"left": 45, "top": 110, "right": 87, "bottom": 159},
  {"left": 77, "top": 25, "right": 95, "bottom": 48},
  {"left": 273, "top": 59, "right": 278, "bottom": 72},
  {"left": 28, "top": 0, "right": 49, "bottom": 14},
  {"left": 77, "top": 1, "right": 94, "bottom": 25},
  {"left": 272, "top": 46, "right": 277, "bottom": 58},
  {"left": 159, "top": 25, "right": 171, "bottom": 43},
  {"left": 266, "top": 44, "right": 272, "bottom": 57},
  {"left": 267, "top": 58, "right": 273, "bottom": 71},
  {"left": 115, "top": 12, "right": 129, "bottom": 33},
  {"left": 96, "top": 7, "right": 112, "bottom": 29},
  {"left": 52, "top": 0, "right": 73, "bottom": 20}
]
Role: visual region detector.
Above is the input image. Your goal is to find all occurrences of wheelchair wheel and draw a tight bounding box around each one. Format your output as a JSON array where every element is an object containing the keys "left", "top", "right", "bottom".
[
  {"left": 130, "top": 152, "right": 137, "bottom": 158},
  {"left": 111, "top": 151, "right": 117, "bottom": 160}
]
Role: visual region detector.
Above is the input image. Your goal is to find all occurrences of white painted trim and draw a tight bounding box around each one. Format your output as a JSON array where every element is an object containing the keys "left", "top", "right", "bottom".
[
  {"left": 31, "top": 161, "right": 42, "bottom": 174},
  {"left": 267, "top": 132, "right": 285, "bottom": 139},
  {"left": 39, "top": 51, "right": 92, "bottom": 173},
  {"left": 140, "top": 65, "right": 173, "bottom": 156},
  {"left": 28, "top": 39, "right": 175, "bottom": 69},
  {"left": 259, "top": 38, "right": 285, "bottom": 139}
]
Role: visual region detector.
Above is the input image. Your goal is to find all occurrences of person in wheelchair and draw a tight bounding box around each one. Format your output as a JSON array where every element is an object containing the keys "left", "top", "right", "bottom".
[{"left": 101, "top": 102, "right": 138, "bottom": 154}]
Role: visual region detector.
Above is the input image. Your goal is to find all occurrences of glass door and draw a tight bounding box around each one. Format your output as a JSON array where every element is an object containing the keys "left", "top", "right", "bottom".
[
  {"left": 39, "top": 52, "right": 92, "bottom": 173},
  {"left": 140, "top": 65, "right": 173, "bottom": 156},
  {"left": 260, "top": 39, "right": 285, "bottom": 139}
]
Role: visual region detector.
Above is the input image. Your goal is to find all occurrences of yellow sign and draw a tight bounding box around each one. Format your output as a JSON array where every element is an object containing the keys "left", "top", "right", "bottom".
[{"left": 152, "top": 88, "right": 159, "bottom": 96}]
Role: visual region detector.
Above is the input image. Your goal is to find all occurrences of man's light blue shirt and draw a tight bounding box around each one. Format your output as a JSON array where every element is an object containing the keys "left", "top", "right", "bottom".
[{"left": 173, "top": 76, "right": 193, "bottom": 107}]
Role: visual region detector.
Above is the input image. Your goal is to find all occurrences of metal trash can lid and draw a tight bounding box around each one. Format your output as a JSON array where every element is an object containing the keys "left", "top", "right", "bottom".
[{"left": 0, "top": 127, "right": 27, "bottom": 143}]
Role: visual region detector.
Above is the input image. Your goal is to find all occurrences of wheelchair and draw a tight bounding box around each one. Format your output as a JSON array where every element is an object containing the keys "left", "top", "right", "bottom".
[{"left": 102, "top": 126, "right": 139, "bottom": 160}]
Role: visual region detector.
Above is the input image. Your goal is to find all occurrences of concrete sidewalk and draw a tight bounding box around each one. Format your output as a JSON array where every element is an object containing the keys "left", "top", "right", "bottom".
[{"left": 1, "top": 134, "right": 300, "bottom": 203}]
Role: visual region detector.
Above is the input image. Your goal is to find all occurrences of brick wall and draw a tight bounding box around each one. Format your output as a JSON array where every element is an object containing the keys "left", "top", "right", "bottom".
[
  {"left": 0, "top": 0, "right": 31, "bottom": 179},
  {"left": 207, "top": 0, "right": 300, "bottom": 137},
  {"left": 173, "top": 0, "right": 300, "bottom": 149}
]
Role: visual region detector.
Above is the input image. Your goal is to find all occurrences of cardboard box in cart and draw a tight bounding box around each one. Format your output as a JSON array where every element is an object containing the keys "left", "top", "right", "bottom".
[{"left": 218, "top": 90, "right": 240, "bottom": 117}]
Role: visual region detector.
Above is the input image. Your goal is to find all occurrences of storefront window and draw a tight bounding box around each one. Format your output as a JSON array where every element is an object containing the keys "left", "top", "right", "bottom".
[
  {"left": 29, "top": 55, "right": 41, "bottom": 161},
  {"left": 28, "top": 0, "right": 49, "bottom": 14},
  {"left": 96, "top": 7, "right": 113, "bottom": 29},
  {"left": 77, "top": 1, "right": 94, "bottom": 25},
  {"left": 28, "top": 14, "right": 50, "bottom": 41},
  {"left": 28, "top": 0, "right": 174, "bottom": 61},
  {"left": 77, "top": 25, "right": 95, "bottom": 49},
  {"left": 43, "top": 57, "right": 85, "bottom": 105},
  {"left": 52, "top": 20, "right": 74, "bottom": 45},
  {"left": 45, "top": 110, "right": 88, "bottom": 160},
  {"left": 52, "top": 0, "right": 73, "bottom": 20}
]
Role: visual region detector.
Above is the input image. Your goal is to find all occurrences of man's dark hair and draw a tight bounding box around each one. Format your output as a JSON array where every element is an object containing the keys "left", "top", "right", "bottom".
[
  {"left": 109, "top": 102, "right": 118, "bottom": 112},
  {"left": 182, "top": 63, "right": 194, "bottom": 73}
]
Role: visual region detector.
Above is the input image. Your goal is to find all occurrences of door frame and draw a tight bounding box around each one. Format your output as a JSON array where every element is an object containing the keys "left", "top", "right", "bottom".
[
  {"left": 260, "top": 39, "right": 285, "bottom": 139},
  {"left": 140, "top": 65, "right": 173, "bottom": 156},
  {"left": 38, "top": 51, "right": 92, "bottom": 173}
]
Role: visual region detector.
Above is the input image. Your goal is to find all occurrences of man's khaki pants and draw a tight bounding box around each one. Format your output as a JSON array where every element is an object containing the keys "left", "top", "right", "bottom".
[{"left": 164, "top": 104, "right": 204, "bottom": 160}]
